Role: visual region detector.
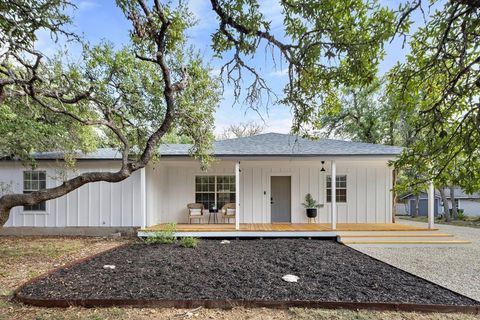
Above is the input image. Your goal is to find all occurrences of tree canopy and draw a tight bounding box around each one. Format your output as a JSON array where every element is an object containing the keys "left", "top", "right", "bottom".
[{"left": 0, "top": 0, "right": 479, "bottom": 224}]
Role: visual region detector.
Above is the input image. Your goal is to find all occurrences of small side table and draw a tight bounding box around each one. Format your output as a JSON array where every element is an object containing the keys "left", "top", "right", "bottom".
[
  {"left": 307, "top": 217, "right": 317, "bottom": 224},
  {"left": 208, "top": 208, "right": 219, "bottom": 224}
]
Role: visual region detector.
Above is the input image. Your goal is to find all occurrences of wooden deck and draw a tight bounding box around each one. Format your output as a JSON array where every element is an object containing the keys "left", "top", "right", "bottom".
[{"left": 141, "top": 223, "right": 432, "bottom": 233}]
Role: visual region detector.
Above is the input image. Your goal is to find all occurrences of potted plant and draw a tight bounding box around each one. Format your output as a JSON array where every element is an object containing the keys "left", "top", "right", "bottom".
[{"left": 302, "top": 193, "right": 322, "bottom": 218}]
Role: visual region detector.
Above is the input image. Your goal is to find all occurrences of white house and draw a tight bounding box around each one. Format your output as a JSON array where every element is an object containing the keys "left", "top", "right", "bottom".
[{"left": 0, "top": 133, "right": 433, "bottom": 236}]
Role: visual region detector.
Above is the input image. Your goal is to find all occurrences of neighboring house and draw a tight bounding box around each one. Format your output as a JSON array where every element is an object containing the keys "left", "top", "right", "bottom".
[
  {"left": 0, "top": 133, "right": 403, "bottom": 234},
  {"left": 396, "top": 192, "right": 441, "bottom": 217},
  {"left": 397, "top": 188, "right": 480, "bottom": 217}
]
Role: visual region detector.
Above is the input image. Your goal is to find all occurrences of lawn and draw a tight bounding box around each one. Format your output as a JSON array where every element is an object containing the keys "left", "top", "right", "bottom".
[
  {"left": 1, "top": 236, "right": 479, "bottom": 320},
  {"left": 399, "top": 216, "right": 480, "bottom": 228}
]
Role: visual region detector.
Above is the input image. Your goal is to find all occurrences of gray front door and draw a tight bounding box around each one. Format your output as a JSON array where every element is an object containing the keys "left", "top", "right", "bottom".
[{"left": 271, "top": 176, "right": 291, "bottom": 223}]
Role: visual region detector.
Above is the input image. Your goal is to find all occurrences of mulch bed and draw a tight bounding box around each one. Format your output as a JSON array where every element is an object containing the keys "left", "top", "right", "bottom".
[{"left": 16, "top": 239, "right": 478, "bottom": 307}]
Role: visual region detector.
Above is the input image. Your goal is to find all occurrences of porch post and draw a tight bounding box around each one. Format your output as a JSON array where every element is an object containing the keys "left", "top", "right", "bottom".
[
  {"left": 427, "top": 180, "right": 435, "bottom": 229},
  {"left": 140, "top": 167, "right": 147, "bottom": 229},
  {"left": 235, "top": 161, "right": 240, "bottom": 230},
  {"left": 331, "top": 160, "right": 337, "bottom": 230}
]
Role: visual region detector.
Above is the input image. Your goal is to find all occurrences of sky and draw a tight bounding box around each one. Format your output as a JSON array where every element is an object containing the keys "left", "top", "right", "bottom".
[{"left": 36, "top": 0, "right": 429, "bottom": 135}]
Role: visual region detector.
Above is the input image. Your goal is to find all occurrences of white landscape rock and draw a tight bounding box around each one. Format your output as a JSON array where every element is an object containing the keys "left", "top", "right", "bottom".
[
  {"left": 282, "top": 274, "right": 299, "bottom": 283},
  {"left": 220, "top": 240, "right": 230, "bottom": 244},
  {"left": 103, "top": 265, "right": 116, "bottom": 270}
]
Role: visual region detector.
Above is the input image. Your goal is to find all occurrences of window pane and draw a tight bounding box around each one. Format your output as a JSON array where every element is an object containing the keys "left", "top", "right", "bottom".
[
  {"left": 337, "top": 189, "right": 347, "bottom": 202},
  {"left": 326, "top": 189, "right": 331, "bottom": 202},
  {"left": 31, "top": 181, "right": 38, "bottom": 190},
  {"left": 40, "top": 180, "right": 46, "bottom": 189},
  {"left": 217, "top": 193, "right": 235, "bottom": 209},
  {"left": 39, "top": 172, "right": 46, "bottom": 181},
  {"left": 24, "top": 181, "right": 31, "bottom": 190}
]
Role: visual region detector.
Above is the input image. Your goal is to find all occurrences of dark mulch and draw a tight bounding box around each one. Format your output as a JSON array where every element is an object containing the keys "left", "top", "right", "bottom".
[{"left": 17, "top": 239, "right": 478, "bottom": 305}]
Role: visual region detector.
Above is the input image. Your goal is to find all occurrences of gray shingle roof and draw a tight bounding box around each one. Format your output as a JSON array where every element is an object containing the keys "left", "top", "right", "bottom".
[
  {"left": 23, "top": 133, "right": 402, "bottom": 160},
  {"left": 160, "top": 133, "right": 403, "bottom": 157}
]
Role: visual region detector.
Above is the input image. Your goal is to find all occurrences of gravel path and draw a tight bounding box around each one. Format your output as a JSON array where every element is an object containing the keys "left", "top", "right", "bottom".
[
  {"left": 354, "top": 219, "right": 480, "bottom": 302},
  {"left": 17, "top": 239, "right": 478, "bottom": 306}
]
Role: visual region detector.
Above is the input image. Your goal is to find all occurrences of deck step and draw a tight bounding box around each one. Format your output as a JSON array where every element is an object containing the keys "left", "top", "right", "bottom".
[
  {"left": 338, "top": 231, "right": 471, "bottom": 247},
  {"left": 341, "top": 240, "right": 471, "bottom": 244},
  {"left": 337, "top": 233, "right": 453, "bottom": 238}
]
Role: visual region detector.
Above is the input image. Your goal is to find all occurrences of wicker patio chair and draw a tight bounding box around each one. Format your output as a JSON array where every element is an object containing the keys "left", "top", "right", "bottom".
[
  {"left": 221, "top": 203, "right": 236, "bottom": 223},
  {"left": 187, "top": 203, "right": 205, "bottom": 224}
]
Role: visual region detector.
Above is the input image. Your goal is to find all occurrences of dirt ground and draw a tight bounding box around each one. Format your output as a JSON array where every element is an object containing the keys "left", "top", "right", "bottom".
[{"left": 1, "top": 236, "right": 479, "bottom": 320}]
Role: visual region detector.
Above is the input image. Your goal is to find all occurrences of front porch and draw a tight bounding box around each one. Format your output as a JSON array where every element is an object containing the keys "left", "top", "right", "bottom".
[{"left": 138, "top": 222, "right": 434, "bottom": 238}]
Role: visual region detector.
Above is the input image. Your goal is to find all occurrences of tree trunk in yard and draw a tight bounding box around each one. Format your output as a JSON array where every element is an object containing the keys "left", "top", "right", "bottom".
[
  {"left": 449, "top": 186, "right": 458, "bottom": 219},
  {"left": 438, "top": 188, "right": 451, "bottom": 222},
  {"left": 413, "top": 194, "right": 420, "bottom": 217},
  {"left": 392, "top": 169, "right": 397, "bottom": 223}
]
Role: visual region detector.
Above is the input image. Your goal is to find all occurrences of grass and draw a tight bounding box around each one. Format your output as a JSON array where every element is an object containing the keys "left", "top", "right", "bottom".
[
  {"left": 179, "top": 236, "right": 199, "bottom": 248},
  {"left": 0, "top": 236, "right": 477, "bottom": 320},
  {"left": 399, "top": 215, "right": 480, "bottom": 228}
]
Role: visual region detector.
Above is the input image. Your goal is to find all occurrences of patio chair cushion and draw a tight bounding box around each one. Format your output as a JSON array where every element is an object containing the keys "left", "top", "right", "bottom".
[
  {"left": 190, "top": 209, "right": 202, "bottom": 216},
  {"left": 226, "top": 208, "right": 236, "bottom": 216}
]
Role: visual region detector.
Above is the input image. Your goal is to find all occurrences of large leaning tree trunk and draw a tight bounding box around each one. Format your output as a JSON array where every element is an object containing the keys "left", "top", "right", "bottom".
[
  {"left": 449, "top": 186, "right": 458, "bottom": 220},
  {"left": 0, "top": 1, "right": 205, "bottom": 226}
]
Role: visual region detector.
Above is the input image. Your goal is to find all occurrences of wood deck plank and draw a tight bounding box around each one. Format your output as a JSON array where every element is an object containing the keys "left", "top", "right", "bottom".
[{"left": 142, "top": 223, "right": 434, "bottom": 232}]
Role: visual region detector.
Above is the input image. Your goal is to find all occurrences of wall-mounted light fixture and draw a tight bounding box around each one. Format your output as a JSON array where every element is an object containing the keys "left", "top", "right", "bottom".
[{"left": 320, "top": 161, "right": 325, "bottom": 172}]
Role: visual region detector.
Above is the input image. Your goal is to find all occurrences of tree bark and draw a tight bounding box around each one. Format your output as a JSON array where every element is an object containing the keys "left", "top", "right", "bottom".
[
  {"left": 413, "top": 193, "right": 420, "bottom": 217},
  {"left": 392, "top": 169, "right": 397, "bottom": 223},
  {"left": 438, "top": 188, "right": 451, "bottom": 222},
  {"left": 449, "top": 186, "right": 458, "bottom": 219}
]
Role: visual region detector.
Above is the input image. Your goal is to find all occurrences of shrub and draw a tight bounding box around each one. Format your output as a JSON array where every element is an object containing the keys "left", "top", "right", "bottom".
[
  {"left": 144, "top": 223, "right": 177, "bottom": 244},
  {"left": 179, "top": 237, "right": 199, "bottom": 248},
  {"left": 457, "top": 210, "right": 466, "bottom": 221}
]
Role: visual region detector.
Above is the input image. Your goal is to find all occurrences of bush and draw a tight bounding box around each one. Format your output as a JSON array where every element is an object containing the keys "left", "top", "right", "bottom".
[
  {"left": 179, "top": 237, "right": 199, "bottom": 248},
  {"left": 144, "top": 223, "right": 177, "bottom": 245},
  {"left": 457, "top": 210, "right": 466, "bottom": 220}
]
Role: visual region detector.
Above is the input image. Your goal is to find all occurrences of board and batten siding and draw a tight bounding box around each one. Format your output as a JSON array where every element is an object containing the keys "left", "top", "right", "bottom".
[
  {"left": 1, "top": 161, "right": 142, "bottom": 227},
  {"left": 149, "top": 159, "right": 393, "bottom": 225}
]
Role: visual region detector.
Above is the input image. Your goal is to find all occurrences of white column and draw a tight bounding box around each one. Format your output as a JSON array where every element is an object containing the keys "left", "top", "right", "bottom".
[
  {"left": 140, "top": 167, "right": 147, "bottom": 229},
  {"left": 235, "top": 162, "right": 240, "bottom": 230},
  {"left": 427, "top": 181, "right": 435, "bottom": 229},
  {"left": 331, "top": 160, "right": 337, "bottom": 230}
]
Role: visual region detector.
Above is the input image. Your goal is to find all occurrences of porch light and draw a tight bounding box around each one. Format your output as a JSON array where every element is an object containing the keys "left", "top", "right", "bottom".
[{"left": 320, "top": 161, "right": 325, "bottom": 172}]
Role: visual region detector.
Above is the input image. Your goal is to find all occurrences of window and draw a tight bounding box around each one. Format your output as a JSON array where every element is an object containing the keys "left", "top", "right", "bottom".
[
  {"left": 23, "top": 171, "right": 46, "bottom": 211},
  {"left": 326, "top": 175, "right": 347, "bottom": 203},
  {"left": 195, "top": 175, "right": 235, "bottom": 210}
]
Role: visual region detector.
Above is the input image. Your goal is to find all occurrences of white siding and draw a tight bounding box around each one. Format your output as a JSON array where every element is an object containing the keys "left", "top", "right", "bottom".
[
  {"left": 450, "top": 199, "right": 480, "bottom": 217},
  {"left": 1, "top": 161, "right": 142, "bottom": 227},
  {"left": 148, "top": 159, "right": 393, "bottom": 224},
  {"left": 1, "top": 158, "right": 394, "bottom": 227}
]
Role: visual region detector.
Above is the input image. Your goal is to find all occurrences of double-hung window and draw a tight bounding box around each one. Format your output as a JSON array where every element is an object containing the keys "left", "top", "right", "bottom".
[
  {"left": 326, "top": 175, "right": 347, "bottom": 203},
  {"left": 195, "top": 175, "right": 235, "bottom": 210},
  {"left": 23, "top": 171, "right": 46, "bottom": 211}
]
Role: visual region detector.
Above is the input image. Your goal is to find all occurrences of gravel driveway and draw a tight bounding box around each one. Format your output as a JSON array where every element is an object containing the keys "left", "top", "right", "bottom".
[{"left": 354, "top": 219, "right": 480, "bottom": 302}]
